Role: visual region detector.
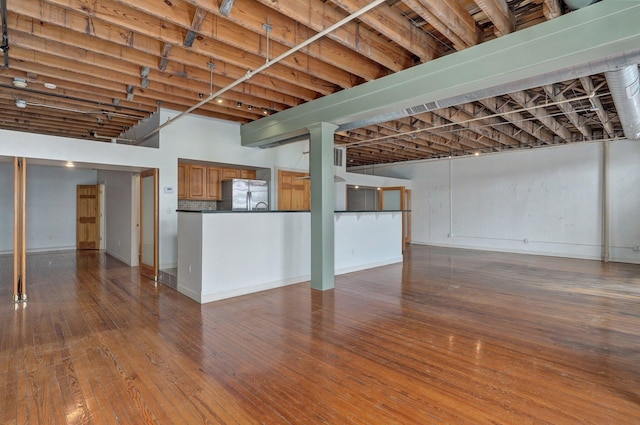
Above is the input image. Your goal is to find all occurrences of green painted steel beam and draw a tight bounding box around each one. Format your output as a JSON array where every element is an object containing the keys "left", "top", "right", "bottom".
[{"left": 241, "top": 0, "right": 640, "bottom": 147}]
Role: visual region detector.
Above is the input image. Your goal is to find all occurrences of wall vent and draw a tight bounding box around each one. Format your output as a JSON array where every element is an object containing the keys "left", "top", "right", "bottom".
[
  {"left": 334, "top": 148, "right": 343, "bottom": 167},
  {"left": 405, "top": 101, "right": 439, "bottom": 116}
]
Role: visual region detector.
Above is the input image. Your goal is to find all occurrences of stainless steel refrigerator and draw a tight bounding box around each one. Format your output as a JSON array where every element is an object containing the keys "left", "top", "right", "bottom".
[{"left": 219, "top": 179, "right": 269, "bottom": 211}]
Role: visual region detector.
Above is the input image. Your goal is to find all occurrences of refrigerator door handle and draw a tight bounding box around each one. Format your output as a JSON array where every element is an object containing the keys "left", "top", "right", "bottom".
[{"left": 247, "top": 191, "right": 252, "bottom": 211}]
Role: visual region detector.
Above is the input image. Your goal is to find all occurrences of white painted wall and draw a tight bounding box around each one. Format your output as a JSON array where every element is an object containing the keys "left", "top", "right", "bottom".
[
  {"left": 0, "top": 111, "right": 309, "bottom": 268},
  {"left": 609, "top": 141, "right": 640, "bottom": 263},
  {"left": 362, "top": 141, "right": 640, "bottom": 263},
  {"left": 0, "top": 164, "right": 98, "bottom": 253},
  {"left": 0, "top": 162, "right": 14, "bottom": 254},
  {"left": 98, "top": 170, "right": 137, "bottom": 266},
  {"left": 177, "top": 211, "right": 403, "bottom": 303},
  {"left": 0, "top": 109, "right": 413, "bottom": 267}
]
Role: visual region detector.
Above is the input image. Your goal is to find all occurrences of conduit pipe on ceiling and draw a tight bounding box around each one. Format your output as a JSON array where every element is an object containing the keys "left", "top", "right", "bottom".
[
  {"left": 565, "top": 0, "right": 640, "bottom": 141},
  {"left": 137, "top": 0, "right": 388, "bottom": 144}
]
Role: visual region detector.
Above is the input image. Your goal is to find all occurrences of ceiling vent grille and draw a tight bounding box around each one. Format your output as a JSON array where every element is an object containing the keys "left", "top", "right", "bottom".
[{"left": 405, "top": 101, "right": 440, "bottom": 116}]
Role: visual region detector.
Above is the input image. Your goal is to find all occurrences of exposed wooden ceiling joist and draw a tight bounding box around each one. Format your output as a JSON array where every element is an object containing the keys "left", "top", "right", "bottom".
[{"left": 0, "top": 0, "right": 631, "bottom": 166}]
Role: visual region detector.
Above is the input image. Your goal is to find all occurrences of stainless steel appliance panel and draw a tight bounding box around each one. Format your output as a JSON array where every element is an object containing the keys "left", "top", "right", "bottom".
[{"left": 220, "top": 179, "right": 269, "bottom": 211}]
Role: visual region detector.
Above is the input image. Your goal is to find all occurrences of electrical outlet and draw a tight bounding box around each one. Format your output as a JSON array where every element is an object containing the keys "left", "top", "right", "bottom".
[
  {"left": 524, "top": 238, "right": 530, "bottom": 243},
  {"left": 633, "top": 246, "right": 640, "bottom": 252}
]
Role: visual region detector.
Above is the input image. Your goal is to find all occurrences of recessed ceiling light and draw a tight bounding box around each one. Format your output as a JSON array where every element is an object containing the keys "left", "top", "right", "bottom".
[
  {"left": 13, "top": 78, "right": 28, "bottom": 88},
  {"left": 43, "top": 82, "right": 57, "bottom": 89},
  {"left": 216, "top": 98, "right": 223, "bottom": 103},
  {"left": 65, "top": 161, "right": 75, "bottom": 168},
  {"left": 474, "top": 152, "right": 480, "bottom": 156}
]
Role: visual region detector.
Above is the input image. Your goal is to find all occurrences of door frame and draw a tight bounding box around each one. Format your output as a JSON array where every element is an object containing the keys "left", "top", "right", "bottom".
[
  {"left": 13, "top": 157, "right": 27, "bottom": 302},
  {"left": 139, "top": 169, "right": 159, "bottom": 280},
  {"left": 379, "top": 186, "right": 410, "bottom": 252}
]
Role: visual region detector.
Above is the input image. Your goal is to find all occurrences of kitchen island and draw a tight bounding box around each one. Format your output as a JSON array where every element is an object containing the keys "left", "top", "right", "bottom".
[{"left": 177, "top": 210, "right": 403, "bottom": 303}]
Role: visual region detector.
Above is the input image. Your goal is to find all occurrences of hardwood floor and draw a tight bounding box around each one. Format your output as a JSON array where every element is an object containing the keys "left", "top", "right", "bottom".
[{"left": 1, "top": 246, "right": 639, "bottom": 424}]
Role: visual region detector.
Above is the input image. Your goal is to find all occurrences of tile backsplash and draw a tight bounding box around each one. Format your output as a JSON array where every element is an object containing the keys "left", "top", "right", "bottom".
[{"left": 178, "top": 199, "right": 217, "bottom": 211}]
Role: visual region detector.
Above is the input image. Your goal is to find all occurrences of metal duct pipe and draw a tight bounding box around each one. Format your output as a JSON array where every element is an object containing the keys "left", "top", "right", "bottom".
[
  {"left": 565, "top": 0, "right": 640, "bottom": 141},
  {"left": 605, "top": 66, "right": 640, "bottom": 140},
  {"left": 564, "top": 0, "right": 598, "bottom": 10}
]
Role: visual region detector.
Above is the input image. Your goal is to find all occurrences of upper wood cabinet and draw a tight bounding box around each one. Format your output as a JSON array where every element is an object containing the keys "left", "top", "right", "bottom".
[
  {"left": 240, "top": 169, "right": 257, "bottom": 179},
  {"left": 179, "top": 164, "right": 255, "bottom": 200},
  {"left": 177, "top": 164, "right": 187, "bottom": 199},
  {"left": 206, "top": 167, "right": 221, "bottom": 200},
  {"left": 188, "top": 165, "right": 206, "bottom": 199},
  {"left": 221, "top": 168, "right": 240, "bottom": 180}
]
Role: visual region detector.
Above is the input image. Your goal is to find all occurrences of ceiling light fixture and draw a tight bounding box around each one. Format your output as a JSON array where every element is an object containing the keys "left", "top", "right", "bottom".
[
  {"left": 237, "top": 101, "right": 242, "bottom": 107},
  {"left": 263, "top": 108, "right": 268, "bottom": 115},
  {"left": 216, "top": 97, "right": 223, "bottom": 104},
  {"left": 247, "top": 105, "right": 253, "bottom": 111},
  {"left": 12, "top": 77, "right": 27, "bottom": 88},
  {"left": 65, "top": 161, "right": 75, "bottom": 167},
  {"left": 15, "top": 99, "right": 26, "bottom": 108},
  {"left": 43, "top": 82, "right": 57, "bottom": 89}
]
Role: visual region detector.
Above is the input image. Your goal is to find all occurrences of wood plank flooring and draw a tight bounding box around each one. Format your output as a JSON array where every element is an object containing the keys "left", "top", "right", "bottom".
[{"left": 1, "top": 246, "right": 639, "bottom": 424}]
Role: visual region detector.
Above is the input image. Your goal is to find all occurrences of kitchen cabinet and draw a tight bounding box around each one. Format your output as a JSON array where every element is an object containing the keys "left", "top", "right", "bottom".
[
  {"left": 177, "top": 164, "right": 187, "bottom": 199},
  {"left": 240, "top": 169, "right": 256, "bottom": 179},
  {"left": 179, "top": 164, "right": 256, "bottom": 200},
  {"left": 206, "top": 167, "right": 221, "bottom": 200},
  {"left": 188, "top": 164, "right": 206, "bottom": 199},
  {"left": 221, "top": 168, "right": 240, "bottom": 180}
]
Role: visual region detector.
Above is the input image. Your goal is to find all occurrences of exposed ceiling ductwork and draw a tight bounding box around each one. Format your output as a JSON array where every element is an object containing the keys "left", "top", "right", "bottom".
[
  {"left": 564, "top": 0, "right": 599, "bottom": 11},
  {"left": 606, "top": 66, "right": 640, "bottom": 140},
  {"left": 564, "top": 0, "right": 640, "bottom": 141}
]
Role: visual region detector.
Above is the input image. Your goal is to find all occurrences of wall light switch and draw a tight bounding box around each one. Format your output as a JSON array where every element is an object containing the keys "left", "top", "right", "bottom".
[{"left": 164, "top": 186, "right": 175, "bottom": 194}]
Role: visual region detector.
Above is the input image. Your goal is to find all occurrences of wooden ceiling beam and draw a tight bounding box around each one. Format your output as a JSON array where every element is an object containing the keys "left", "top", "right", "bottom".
[
  {"left": 42, "top": 0, "right": 340, "bottom": 94},
  {"left": 1, "top": 67, "right": 159, "bottom": 114},
  {"left": 248, "top": 0, "right": 414, "bottom": 73},
  {"left": 509, "top": 91, "right": 573, "bottom": 141},
  {"left": 428, "top": 108, "right": 506, "bottom": 150},
  {"left": 443, "top": 105, "right": 522, "bottom": 148},
  {"left": 8, "top": 45, "right": 264, "bottom": 122},
  {"left": 401, "top": 0, "right": 467, "bottom": 51},
  {"left": 543, "top": 84, "right": 593, "bottom": 139},
  {"left": 327, "top": 0, "right": 439, "bottom": 62},
  {"left": 8, "top": 21, "right": 292, "bottom": 112},
  {"left": 579, "top": 76, "right": 615, "bottom": 138},
  {"left": 472, "top": 0, "right": 514, "bottom": 37},
  {"left": 0, "top": 105, "right": 132, "bottom": 133},
  {"left": 104, "top": 0, "right": 354, "bottom": 90},
  {"left": 194, "top": 0, "right": 399, "bottom": 77},
  {"left": 478, "top": 97, "right": 556, "bottom": 143},
  {"left": 11, "top": 3, "right": 316, "bottom": 103},
  {"left": 543, "top": 0, "right": 563, "bottom": 20},
  {"left": 344, "top": 126, "right": 450, "bottom": 157},
  {"left": 9, "top": 32, "right": 286, "bottom": 120},
  {"left": 455, "top": 102, "right": 535, "bottom": 147},
  {"left": 416, "top": 0, "right": 481, "bottom": 47}
]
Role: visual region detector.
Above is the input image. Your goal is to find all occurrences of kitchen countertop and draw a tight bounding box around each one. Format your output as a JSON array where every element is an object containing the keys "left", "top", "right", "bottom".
[{"left": 176, "top": 209, "right": 410, "bottom": 213}]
